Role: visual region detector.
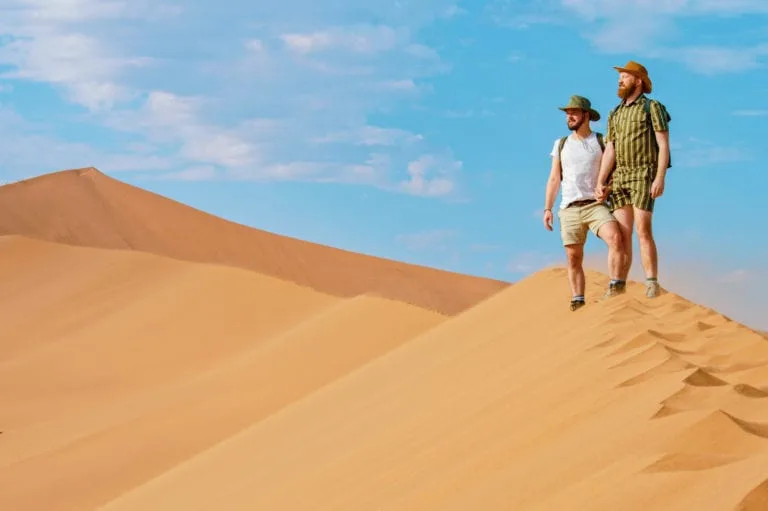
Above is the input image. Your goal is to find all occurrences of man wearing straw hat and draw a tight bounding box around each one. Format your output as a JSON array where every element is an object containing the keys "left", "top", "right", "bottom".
[
  {"left": 543, "top": 95, "right": 626, "bottom": 311},
  {"left": 595, "top": 60, "right": 671, "bottom": 298}
]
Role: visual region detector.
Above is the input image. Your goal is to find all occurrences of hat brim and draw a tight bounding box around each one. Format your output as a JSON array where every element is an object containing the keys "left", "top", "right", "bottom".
[
  {"left": 558, "top": 106, "right": 601, "bottom": 121},
  {"left": 614, "top": 66, "right": 653, "bottom": 93}
]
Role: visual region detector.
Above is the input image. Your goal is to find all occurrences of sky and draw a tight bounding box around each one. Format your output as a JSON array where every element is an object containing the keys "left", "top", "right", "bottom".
[{"left": 0, "top": 0, "right": 766, "bottom": 330}]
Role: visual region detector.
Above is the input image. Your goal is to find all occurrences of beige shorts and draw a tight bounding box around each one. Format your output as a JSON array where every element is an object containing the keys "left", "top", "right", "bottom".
[{"left": 557, "top": 201, "right": 616, "bottom": 246}]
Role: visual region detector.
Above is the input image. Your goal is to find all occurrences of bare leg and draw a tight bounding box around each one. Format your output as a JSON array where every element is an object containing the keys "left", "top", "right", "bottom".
[
  {"left": 596, "top": 220, "right": 624, "bottom": 280},
  {"left": 611, "top": 205, "right": 634, "bottom": 280},
  {"left": 634, "top": 207, "right": 657, "bottom": 279},
  {"left": 565, "top": 244, "right": 585, "bottom": 297}
]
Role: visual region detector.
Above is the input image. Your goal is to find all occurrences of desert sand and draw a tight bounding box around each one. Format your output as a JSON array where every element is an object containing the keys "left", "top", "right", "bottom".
[{"left": 1, "top": 169, "right": 767, "bottom": 510}]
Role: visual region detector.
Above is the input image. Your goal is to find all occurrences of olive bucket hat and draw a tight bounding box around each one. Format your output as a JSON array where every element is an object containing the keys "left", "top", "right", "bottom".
[{"left": 558, "top": 95, "right": 600, "bottom": 121}]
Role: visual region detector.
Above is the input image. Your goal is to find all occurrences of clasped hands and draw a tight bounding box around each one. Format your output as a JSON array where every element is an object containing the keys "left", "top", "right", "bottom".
[{"left": 594, "top": 183, "right": 611, "bottom": 202}]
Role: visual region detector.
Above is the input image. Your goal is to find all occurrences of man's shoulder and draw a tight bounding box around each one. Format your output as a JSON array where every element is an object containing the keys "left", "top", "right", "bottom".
[
  {"left": 643, "top": 95, "right": 669, "bottom": 109},
  {"left": 643, "top": 94, "right": 665, "bottom": 103},
  {"left": 644, "top": 96, "right": 672, "bottom": 124}
]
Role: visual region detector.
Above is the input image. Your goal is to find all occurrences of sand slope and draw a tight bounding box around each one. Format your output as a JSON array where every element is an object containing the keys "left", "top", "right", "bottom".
[
  {"left": 90, "top": 268, "right": 768, "bottom": 511},
  {"left": 0, "top": 168, "right": 507, "bottom": 315},
  {"left": 0, "top": 236, "right": 445, "bottom": 510}
]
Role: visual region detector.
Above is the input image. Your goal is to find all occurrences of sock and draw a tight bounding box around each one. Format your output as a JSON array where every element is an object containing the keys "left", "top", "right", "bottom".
[
  {"left": 610, "top": 279, "right": 625, "bottom": 286},
  {"left": 573, "top": 295, "right": 585, "bottom": 302},
  {"left": 646, "top": 277, "right": 658, "bottom": 283}
]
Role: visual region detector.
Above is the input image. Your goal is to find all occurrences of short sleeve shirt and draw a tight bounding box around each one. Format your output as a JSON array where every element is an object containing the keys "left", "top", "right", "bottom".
[{"left": 606, "top": 95, "right": 671, "bottom": 175}]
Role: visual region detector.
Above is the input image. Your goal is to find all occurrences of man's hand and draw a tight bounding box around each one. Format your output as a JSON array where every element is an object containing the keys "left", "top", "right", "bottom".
[
  {"left": 651, "top": 177, "right": 665, "bottom": 199},
  {"left": 543, "top": 209, "right": 554, "bottom": 231},
  {"left": 595, "top": 183, "right": 610, "bottom": 202}
]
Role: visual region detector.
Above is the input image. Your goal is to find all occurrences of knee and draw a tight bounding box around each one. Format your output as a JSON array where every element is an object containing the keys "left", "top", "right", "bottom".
[
  {"left": 636, "top": 223, "right": 653, "bottom": 242},
  {"left": 566, "top": 249, "right": 583, "bottom": 267},
  {"left": 606, "top": 227, "right": 622, "bottom": 249}
]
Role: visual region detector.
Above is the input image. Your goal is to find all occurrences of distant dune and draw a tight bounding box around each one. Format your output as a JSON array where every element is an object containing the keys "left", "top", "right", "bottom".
[
  {"left": 0, "top": 168, "right": 508, "bottom": 316},
  {"left": 2, "top": 168, "right": 767, "bottom": 510}
]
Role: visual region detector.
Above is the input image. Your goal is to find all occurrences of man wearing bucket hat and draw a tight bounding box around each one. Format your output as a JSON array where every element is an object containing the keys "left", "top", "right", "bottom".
[
  {"left": 595, "top": 60, "right": 671, "bottom": 299},
  {"left": 543, "top": 95, "right": 626, "bottom": 311}
]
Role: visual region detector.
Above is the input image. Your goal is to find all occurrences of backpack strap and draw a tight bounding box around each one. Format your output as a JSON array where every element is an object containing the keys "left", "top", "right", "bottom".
[{"left": 557, "top": 135, "right": 567, "bottom": 180}]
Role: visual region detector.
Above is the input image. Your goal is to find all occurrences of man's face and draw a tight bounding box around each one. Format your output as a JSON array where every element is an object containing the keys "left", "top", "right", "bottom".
[
  {"left": 618, "top": 71, "right": 639, "bottom": 98},
  {"left": 565, "top": 108, "right": 585, "bottom": 131}
]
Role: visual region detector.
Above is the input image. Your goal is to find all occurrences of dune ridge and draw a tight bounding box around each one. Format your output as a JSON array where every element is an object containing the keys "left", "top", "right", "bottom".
[{"left": 0, "top": 168, "right": 508, "bottom": 315}]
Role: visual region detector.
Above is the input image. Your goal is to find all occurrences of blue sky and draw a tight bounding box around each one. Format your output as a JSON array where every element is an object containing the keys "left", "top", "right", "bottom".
[{"left": 0, "top": 0, "right": 767, "bottom": 329}]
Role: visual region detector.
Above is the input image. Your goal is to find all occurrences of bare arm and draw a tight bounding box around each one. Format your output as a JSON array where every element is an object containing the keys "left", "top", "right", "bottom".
[
  {"left": 594, "top": 141, "right": 615, "bottom": 201},
  {"left": 544, "top": 156, "right": 561, "bottom": 212},
  {"left": 654, "top": 130, "right": 670, "bottom": 180},
  {"left": 596, "top": 140, "right": 615, "bottom": 186}
]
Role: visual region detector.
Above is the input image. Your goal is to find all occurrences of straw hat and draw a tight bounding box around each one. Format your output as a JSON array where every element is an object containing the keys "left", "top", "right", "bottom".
[
  {"left": 558, "top": 95, "right": 600, "bottom": 121},
  {"left": 614, "top": 60, "right": 652, "bottom": 94}
]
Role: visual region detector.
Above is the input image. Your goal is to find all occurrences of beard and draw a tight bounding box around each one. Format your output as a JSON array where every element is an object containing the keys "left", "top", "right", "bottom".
[
  {"left": 618, "top": 81, "right": 636, "bottom": 99},
  {"left": 567, "top": 118, "right": 583, "bottom": 131}
]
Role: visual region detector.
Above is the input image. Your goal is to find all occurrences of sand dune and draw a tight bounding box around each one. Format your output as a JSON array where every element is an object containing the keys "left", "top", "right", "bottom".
[
  {"left": 2, "top": 169, "right": 768, "bottom": 510},
  {"left": 0, "top": 235, "right": 445, "bottom": 510},
  {"left": 0, "top": 168, "right": 507, "bottom": 315},
  {"left": 89, "top": 269, "right": 768, "bottom": 511}
]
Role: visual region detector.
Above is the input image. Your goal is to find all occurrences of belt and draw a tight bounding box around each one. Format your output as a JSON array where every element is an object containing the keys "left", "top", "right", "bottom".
[{"left": 566, "top": 199, "right": 596, "bottom": 208}]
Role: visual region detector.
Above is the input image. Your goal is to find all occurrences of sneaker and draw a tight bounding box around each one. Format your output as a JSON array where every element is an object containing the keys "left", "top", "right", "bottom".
[
  {"left": 604, "top": 280, "right": 627, "bottom": 297},
  {"left": 645, "top": 279, "right": 661, "bottom": 298},
  {"left": 570, "top": 299, "right": 586, "bottom": 311}
]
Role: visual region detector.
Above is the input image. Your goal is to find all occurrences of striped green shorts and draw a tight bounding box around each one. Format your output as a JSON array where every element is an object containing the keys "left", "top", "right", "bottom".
[{"left": 608, "top": 167, "right": 656, "bottom": 212}]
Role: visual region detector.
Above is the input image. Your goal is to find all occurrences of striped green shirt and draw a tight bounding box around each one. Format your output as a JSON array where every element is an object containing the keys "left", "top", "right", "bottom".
[{"left": 606, "top": 94, "right": 671, "bottom": 176}]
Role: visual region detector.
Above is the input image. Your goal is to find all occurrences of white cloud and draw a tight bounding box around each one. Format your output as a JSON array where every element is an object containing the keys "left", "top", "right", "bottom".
[
  {"left": 492, "top": 0, "right": 768, "bottom": 74},
  {"left": 0, "top": 104, "right": 176, "bottom": 179},
  {"left": 280, "top": 24, "right": 403, "bottom": 54},
  {"left": 152, "top": 165, "right": 219, "bottom": 181},
  {"left": 0, "top": 0, "right": 463, "bottom": 198},
  {"left": 666, "top": 44, "right": 768, "bottom": 75},
  {"left": 0, "top": 31, "right": 145, "bottom": 110},
  {"left": 442, "top": 4, "right": 468, "bottom": 18},
  {"left": 561, "top": 0, "right": 768, "bottom": 18},
  {"left": 399, "top": 153, "right": 461, "bottom": 198},
  {"left": 0, "top": 0, "right": 175, "bottom": 111},
  {"left": 102, "top": 90, "right": 262, "bottom": 169}
]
